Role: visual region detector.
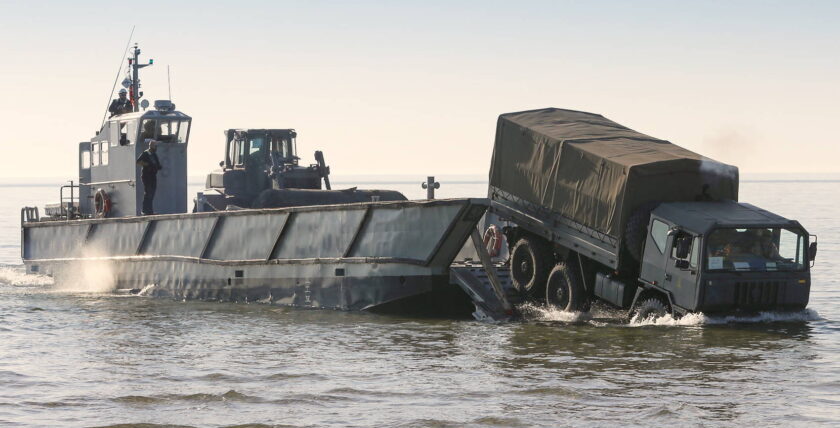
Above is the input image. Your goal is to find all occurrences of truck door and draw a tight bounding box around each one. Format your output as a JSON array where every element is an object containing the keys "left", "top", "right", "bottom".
[
  {"left": 663, "top": 231, "right": 700, "bottom": 310},
  {"left": 639, "top": 217, "right": 671, "bottom": 285}
]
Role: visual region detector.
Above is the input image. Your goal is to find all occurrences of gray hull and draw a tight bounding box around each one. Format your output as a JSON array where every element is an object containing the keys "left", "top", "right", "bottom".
[{"left": 22, "top": 198, "right": 488, "bottom": 314}]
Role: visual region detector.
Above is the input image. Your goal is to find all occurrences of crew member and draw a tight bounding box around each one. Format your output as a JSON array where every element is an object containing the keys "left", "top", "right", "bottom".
[
  {"left": 109, "top": 88, "right": 133, "bottom": 117},
  {"left": 136, "top": 140, "right": 162, "bottom": 215}
]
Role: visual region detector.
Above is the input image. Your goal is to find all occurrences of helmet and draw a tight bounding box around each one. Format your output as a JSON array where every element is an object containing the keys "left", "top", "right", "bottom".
[{"left": 118, "top": 88, "right": 127, "bottom": 94}]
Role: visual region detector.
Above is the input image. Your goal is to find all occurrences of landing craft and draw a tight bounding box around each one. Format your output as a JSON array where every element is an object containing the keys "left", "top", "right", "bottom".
[{"left": 20, "top": 44, "right": 493, "bottom": 315}]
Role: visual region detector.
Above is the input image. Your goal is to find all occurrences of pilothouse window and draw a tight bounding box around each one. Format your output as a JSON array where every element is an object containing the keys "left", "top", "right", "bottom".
[
  {"left": 119, "top": 122, "right": 130, "bottom": 146},
  {"left": 91, "top": 143, "right": 100, "bottom": 167},
  {"left": 140, "top": 119, "right": 190, "bottom": 144},
  {"left": 101, "top": 143, "right": 109, "bottom": 165}
]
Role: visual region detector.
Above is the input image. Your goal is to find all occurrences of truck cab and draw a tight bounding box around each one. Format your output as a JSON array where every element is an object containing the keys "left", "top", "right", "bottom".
[{"left": 638, "top": 201, "right": 814, "bottom": 315}]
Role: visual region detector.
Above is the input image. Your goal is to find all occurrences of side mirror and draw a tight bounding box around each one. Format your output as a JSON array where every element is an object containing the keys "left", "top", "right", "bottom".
[
  {"left": 675, "top": 236, "right": 691, "bottom": 259},
  {"left": 674, "top": 259, "right": 690, "bottom": 269},
  {"left": 219, "top": 161, "right": 224, "bottom": 167},
  {"left": 809, "top": 242, "right": 817, "bottom": 261}
]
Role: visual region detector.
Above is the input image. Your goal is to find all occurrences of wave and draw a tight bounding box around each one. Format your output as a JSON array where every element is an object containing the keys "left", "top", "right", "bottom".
[
  {"left": 520, "top": 302, "right": 823, "bottom": 326},
  {"left": 517, "top": 303, "right": 592, "bottom": 323}
]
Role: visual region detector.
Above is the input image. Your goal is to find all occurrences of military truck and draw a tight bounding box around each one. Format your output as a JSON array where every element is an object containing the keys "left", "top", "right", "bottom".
[
  {"left": 195, "top": 128, "right": 405, "bottom": 212},
  {"left": 488, "top": 108, "right": 817, "bottom": 318}
]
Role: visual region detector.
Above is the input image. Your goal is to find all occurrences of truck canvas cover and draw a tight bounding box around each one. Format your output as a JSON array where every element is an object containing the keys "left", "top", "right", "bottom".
[{"left": 489, "top": 108, "right": 739, "bottom": 238}]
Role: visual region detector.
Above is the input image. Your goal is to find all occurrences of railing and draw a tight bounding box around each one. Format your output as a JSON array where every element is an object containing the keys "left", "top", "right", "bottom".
[
  {"left": 60, "top": 181, "right": 80, "bottom": 218},
  {"left": 21, "top": 206, "right": 39, "bottom": 224}
]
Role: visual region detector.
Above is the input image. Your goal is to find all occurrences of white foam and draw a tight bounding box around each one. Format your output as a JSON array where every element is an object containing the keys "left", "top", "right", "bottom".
[
  {"left": 628, "top": 312, "right": 708, "bottom": 327},
  {"left": 625, "top": 309, "right": 822, "bottom": 326},
  {"left": 701, "top": 309, "right": 823, "bottom": 324},
  {"left": 137, "top": 283, "right": 156, "bottom": 296},
  {"left": 518, "top": 303, "right": 591, "bottom": 323},
  {"left": 523, "top": 301, "right": 823, "bottom": 327},
  {"left": 0, "top": 266, "right": 54, "bottom": 287}
]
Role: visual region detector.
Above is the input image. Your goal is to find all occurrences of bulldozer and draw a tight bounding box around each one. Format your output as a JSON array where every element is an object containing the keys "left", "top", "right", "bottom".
[{"left": 195, "top": 129, "right": 405, "bottom": 212}]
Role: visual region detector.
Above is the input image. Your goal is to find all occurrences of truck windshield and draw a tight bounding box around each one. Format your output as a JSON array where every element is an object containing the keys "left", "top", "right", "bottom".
[{"left": 706, "top": 227, "right": 807, "bottom": 272}]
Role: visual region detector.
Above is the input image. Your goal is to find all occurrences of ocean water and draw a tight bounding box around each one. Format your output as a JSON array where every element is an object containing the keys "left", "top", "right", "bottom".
[{"left": 1, "top": 175, "right": 838, "bottom": 427}]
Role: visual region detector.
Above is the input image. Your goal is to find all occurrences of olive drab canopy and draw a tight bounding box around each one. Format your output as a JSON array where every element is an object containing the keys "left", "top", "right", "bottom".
[{"left": 489, "top": 108, "right": 739, "bottom": 238}]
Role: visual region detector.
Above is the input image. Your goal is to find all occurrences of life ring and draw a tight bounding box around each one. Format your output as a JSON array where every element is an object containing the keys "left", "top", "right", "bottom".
[
  {"left": 94, "top": 188, "right": 111, "bottom": 218},
  {"left": 483, "top": 224, "right": 503, "bottom": 257}
]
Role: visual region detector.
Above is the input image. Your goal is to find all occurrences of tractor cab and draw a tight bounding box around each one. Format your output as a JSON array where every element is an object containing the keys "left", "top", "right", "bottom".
[{"left": 196, "top": 129, "right": 330, "bottom": 212}]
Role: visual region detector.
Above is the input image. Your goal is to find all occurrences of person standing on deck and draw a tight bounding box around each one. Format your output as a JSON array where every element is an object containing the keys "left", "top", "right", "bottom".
[
  {"left": 136, "top": 140, "right": 162, "bottom": 215},
  {"left": 109, "top": 88, "right": 132, "bottom": 117}
]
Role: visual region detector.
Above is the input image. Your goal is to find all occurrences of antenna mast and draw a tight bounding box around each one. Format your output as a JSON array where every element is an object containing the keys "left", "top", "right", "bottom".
[
  {"left": 128, "top": 44, "right": 154, "bottom": 112},
  {"left": 100, "top": 26, "right": 135, "bottom": 130},
  {"left": 167, "top": 65, "right": 172, "bottom": 100}
]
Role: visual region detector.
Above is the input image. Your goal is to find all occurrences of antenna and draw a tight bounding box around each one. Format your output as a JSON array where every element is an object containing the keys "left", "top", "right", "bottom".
[
  {"left": 100, "top": 26, "right": 135, "bottom": 131},
  {"left": 167, "top": 65, "right": 172, "bottom": 100}
]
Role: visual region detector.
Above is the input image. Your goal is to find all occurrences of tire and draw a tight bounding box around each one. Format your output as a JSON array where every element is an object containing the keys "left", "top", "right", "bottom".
[
  {"left": 510, "top": 236, "right": 552, "bottom": 297},
  {"left": 545, "top": 262, "right": 588, "bottom": 311},
  {"left": 624, "top": 201, "right": 661, "bottom": 262},
  {"left": 631, "top": 295, "right": 670, "bottom": 321}
]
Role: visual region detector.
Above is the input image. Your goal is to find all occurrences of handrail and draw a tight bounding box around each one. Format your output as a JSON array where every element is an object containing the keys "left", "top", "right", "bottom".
[
  {"left": 80, "top": 179, "right": 135, "bottom": 187},
  {"left": 60, "top": 182, "right": 79, "bottom": 218}
]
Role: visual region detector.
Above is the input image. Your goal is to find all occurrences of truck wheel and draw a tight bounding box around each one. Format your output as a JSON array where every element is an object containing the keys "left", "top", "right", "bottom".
[
  {"left": 631, "top": 295, "right": 670, "bottom": 321},
  {"left": 510, "top": 237, "right": 551, "bottom": 297},
  {"left": 545, "top": 262, "right": 587, "bottom": 311},
  {"left": 624, "top": 202, "right": 661, "bottom": 262}
]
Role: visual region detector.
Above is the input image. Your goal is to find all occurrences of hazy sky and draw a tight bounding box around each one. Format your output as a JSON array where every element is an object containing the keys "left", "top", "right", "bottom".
[{"left": 1, "top": 0, "right": 838, "bottom": 179}]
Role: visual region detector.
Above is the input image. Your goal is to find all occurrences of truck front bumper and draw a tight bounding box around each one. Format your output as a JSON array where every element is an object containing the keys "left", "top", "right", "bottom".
[{"left": 699, "top": 274, "right": 810, "bottom": 313}]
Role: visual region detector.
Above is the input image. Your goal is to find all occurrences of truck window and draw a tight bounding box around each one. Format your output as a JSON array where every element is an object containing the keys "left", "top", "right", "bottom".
[
  {"left": 650, "top": 219, "right": 668, "bottom": 253},
  {"left": 689, "top": 237, "right": 700, "bottom": 269},
  {"left": 706, "top": 227, "right": 807, "bottom": 272}
]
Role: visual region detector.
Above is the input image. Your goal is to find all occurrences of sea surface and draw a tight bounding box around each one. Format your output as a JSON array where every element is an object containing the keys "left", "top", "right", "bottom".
[{"left": 1, "top": 175, "right": 838, "bottom": 427}]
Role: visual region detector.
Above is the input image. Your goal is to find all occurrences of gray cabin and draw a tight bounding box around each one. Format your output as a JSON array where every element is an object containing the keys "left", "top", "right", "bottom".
[{"left": 79, "top": 102, "right": 190, "bottom": 218}]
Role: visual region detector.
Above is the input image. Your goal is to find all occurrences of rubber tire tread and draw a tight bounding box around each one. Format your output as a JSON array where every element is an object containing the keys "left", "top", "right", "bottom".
[
  {"left": 545, "top": 262, "right": 587, "bottom": 311},
  {"left": 510, "top": 236, "right": 551, "bottom": 297},
  {"left": 632, "top": 295, "right": 670, "bottom": 321}
]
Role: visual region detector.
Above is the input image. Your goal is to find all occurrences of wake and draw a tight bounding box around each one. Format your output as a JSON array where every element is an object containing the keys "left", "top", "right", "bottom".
[{"left": 519, "top": 302, "right": 823, "bottom": 326}]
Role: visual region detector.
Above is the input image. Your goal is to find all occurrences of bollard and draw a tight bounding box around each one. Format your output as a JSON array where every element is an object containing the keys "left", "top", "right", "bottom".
[{"left": 421, "top": 176, "right": 440, "bottom": 199}]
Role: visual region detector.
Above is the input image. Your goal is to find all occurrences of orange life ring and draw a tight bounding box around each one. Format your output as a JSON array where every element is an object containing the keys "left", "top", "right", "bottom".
[
  {"left": 94, "top": 188, "right": 111, "bottom": 218},
  {"left": 483, "top": 224, "right": 503, "bottom": 257}
]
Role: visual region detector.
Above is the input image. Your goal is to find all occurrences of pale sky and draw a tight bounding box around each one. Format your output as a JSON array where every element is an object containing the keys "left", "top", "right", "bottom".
[{"left": 1, "top": 0, "right": 838, "bottom": 179}]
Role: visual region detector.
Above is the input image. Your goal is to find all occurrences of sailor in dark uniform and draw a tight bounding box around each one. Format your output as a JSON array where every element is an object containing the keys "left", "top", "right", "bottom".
[
  {"left": 108, "top": 88, "right": 132, "bottom": 117},
  {"left": 136, "top": 140, "right": 162, "bottom": 215}
]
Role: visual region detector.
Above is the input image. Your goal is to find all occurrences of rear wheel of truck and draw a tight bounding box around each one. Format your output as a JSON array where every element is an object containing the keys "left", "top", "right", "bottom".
[
  {"left": 631, "top": 295, "right": 670, "bottom": 322},
  {"left": 510, "top": 237, "right": 551, "bottom": 297},
  {"left": 545, "top": 262, "right": 587, "bottom": 311}
]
